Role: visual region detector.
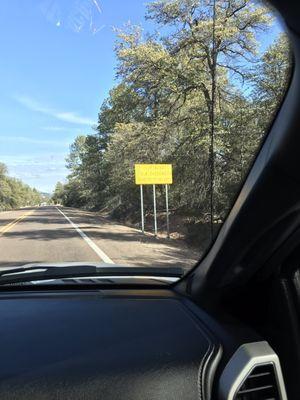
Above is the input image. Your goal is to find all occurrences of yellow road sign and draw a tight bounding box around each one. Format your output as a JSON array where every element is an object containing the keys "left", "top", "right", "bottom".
[{"left": 135, "top": 164, "right": 173, "bottom": 185}]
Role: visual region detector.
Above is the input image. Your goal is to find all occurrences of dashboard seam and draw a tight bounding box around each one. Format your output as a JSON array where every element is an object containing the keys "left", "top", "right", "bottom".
[{"left": 197, "top": 341, "right": 214, "bottom": 400}]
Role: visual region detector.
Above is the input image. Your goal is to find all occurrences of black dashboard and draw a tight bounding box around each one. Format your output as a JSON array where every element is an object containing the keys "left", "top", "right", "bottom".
[{"left": 0, "top": 289, "right": 286, "bottom": 399}]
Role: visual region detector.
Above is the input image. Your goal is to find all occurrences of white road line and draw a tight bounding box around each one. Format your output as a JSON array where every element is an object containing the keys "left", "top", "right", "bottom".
[{"left": 56, "top": 207, "right": 114, "bottom": 264}]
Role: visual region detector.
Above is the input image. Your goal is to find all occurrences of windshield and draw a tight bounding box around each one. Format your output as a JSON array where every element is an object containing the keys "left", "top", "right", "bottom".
[{"left": 0, "top": 0, "right": 291, "bottom": 277}]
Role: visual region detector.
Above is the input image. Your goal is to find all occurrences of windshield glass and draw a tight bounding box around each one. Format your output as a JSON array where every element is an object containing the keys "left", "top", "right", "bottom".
[{"left": 0, "top": 0, "right": 291, "bottom": 276}]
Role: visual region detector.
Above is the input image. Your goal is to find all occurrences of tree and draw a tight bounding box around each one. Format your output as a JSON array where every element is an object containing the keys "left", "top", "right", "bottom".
[
  {"left": 0, "top": 163, "right": 7, "bottom": 177},
  {"left": 62, "top": 133, "right": 109, "bottom": 209},
  {"left": 0, "top": 163, "right": 42, "bottom": 211},
  {"left": 253, "top": 32, "right": 291, "bottom": 132},
  {"left": 52, "top": 182, "right": 65, "bottom": 205},
  {"left": 57, "top": 0, "right": 289, "bottom": 244}
]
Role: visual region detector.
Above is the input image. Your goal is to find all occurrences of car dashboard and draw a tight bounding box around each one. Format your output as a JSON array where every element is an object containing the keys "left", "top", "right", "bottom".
[{"left": 0, "top": 288, "right": 287, "bottom": 399}]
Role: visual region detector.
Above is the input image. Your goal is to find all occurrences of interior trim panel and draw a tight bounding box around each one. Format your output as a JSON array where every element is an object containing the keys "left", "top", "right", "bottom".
[{"left": 219, "top": 341, "right": 287, "bottom": 400}]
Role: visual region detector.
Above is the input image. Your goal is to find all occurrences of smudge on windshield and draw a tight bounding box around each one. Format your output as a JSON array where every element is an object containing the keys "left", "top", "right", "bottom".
[{"left": 39, "top": 0, "right": 105, "bottom": 35}]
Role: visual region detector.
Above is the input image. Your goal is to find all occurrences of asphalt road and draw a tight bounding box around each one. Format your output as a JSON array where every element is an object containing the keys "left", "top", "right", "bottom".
[{"left": 0, "top": 206, "right": 200, "bottom": 270}]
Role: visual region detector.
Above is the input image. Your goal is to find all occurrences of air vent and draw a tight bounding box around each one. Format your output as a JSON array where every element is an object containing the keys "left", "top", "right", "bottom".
[
  {"left": 235, "top": 363, "right": 280, "bottom": 399},
  {"left": 219, "top": 342, "right": 287, "bottom": 400}
]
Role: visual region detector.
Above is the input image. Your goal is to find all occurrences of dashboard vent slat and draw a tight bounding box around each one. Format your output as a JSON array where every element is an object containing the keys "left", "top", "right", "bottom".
[
  {"left": 248, "top": 372, "right": 271, "bottom": 379},
  {"left": 235, "top": 364, "right": 280, "bottom": 400}
]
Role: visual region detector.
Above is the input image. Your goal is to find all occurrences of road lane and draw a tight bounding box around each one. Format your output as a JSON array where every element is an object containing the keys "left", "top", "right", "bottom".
[
  {"left": 0, "top": 208, "right": 36, "bottom": 230},
  {"left": 0, "top": 206, "right": 200, "bottom": 270},
  {"left": 54, "top": 207, "right": 200, "bottom": 269},
  {"left": 0, "top": 206, "right": 103, "bottom": 268},
  {"left": 56, "top": 207, "right": 114, "bottom": 264},
  {"left": 0, "top": 209, "right": 35, "bottom": 236}
]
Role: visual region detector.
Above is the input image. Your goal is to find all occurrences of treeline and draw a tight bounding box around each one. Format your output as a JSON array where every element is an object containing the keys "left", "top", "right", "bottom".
[
  {"left": 0, "top": 163, "right": 42, "bottom": 211},
  {"left": 53, "top": 0, "right": 290, "bottom": 229}
]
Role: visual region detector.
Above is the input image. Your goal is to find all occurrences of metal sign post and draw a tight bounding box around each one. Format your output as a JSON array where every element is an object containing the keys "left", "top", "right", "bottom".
[
  {"left": 165, "top": 184, "right": 170, "bottom": 238},
  {"left": 153, "top": 184, "right": 158, "bottom": 237},
  {"left": 134, "top": 164, "right": 173, "bottom": 237},
  {"left": 140, "top": 185, "right": 144, "bottom": 234}
]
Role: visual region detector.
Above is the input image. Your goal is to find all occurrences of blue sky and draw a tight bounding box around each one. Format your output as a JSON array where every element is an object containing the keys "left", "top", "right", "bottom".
[
  {"left": 0, "top": 0, "right": 156, "bottom": 193},
  {"left": 0, "top": 0, "right": 284, "bottom": 193}
]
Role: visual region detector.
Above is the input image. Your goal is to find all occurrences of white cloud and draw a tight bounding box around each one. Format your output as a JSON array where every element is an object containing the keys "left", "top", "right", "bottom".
[
  {"left": 41, "top": 126, "right": 71, "bottom": 132},
  {"left": 1, "top": 153, "right": 68, "bottom": 192},
  {"left": 1, "top": 153, "right": 67, "bottom": 167},
  {"left": 0, "top": 136, "right": 68, "bottom": 147},
  {"left": 13, "top": 95, "right": 95, "bottom": 126}
]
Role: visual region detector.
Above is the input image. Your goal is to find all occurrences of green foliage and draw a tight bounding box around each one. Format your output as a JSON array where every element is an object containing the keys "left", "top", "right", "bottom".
[
  {"left": 0, "top": 164, "right": 42, "bottom": 210},
  {"left": 56, "top": 0, "right": 290, "bottom": 226},
  {"left": 52, "top": 182, "right": 65, "bottom": 205},
  {"left": 55, "top": 134, "right": 108, "bottom": 209}
]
